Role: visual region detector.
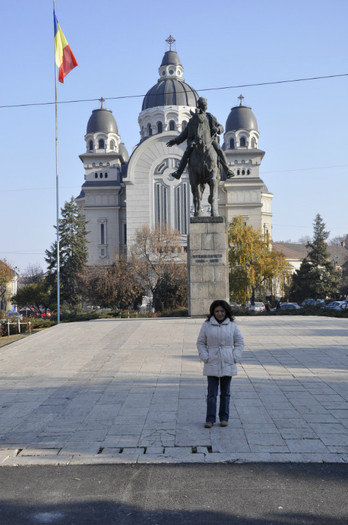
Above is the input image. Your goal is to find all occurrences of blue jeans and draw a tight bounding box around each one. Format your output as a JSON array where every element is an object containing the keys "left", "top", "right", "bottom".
[{"left": 206, "top": 376, "right": 232, "bottom": 423}]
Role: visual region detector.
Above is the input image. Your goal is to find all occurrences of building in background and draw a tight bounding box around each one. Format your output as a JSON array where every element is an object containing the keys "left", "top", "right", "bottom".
[
  {"left": 220, "top": 96, "right": 273, "bottom": 238},
  {"left": 76, "top": 100, "right": 128, "bottom": 265},
  {"left": 0, "top": 273, "right": 18, "bottom": 312},
  {"left": 77, "top": 39, "right": 273, "bottom": 265}
]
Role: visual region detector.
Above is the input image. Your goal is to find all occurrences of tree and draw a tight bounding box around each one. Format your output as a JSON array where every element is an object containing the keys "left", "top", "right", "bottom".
[
  {"left": 0, "top": 259, "right": 14, "bottom": 310},
  {"left": 20, "top": 264, "right": 44, "bottom": 286},
  {"left": 289, "top": 214, "right": 341, "bottom": 301},
  {"left": 130, "top": 225, "right": 187, "bottom": 311},
  {"left": 45, "top": 197, "right": 88, "bottom": 307},
  {"left": 298, "top": 235, "right": 311, "bottom": 244},
  {"left": 12, "top": 280, "right": 51, "bottom": 316},
  {"left": 80, "top": 258, "right": 144, "bottom": 310},
  {"left": 228, "top": 216, "right": 290, "bottom": 304},
  {"left": 153, "top": 263, "right": 188, "bottom": 311},
  {"left": 329, "top": 234, "right": 348, "bottom": 246}
]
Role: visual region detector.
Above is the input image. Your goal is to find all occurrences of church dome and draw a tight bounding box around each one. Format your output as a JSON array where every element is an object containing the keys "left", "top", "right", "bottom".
[
  {"left": 87, "top": 108, "right": 118, "bottom": 134},
  {"left": 225, "top": 105, "right": 258, "bottom": 132},
  {"left": 160, "top": 50, "right": 181, "bottom": 67},
  {"left": 142, "top": 80, "right": 198, "bottom": 110},
  {"left": 119, "top": 142, "right": 129, "bottom": 163},
  {"left": 142, "top": 48, "right": 198, "bottom": 110}
]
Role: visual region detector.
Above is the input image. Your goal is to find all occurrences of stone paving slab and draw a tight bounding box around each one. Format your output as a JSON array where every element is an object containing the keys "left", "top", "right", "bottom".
[{"left": 0, "top": 316, "right": 347, "bottom": 465}]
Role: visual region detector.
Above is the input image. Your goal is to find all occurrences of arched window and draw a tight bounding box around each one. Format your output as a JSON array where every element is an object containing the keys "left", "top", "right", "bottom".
[
  {"left": 240, "top": 137, "right": 246, "bottom": 147},
  {"left": 89, "top": 140, "right": 93, "bottom": 151},
  {"left": 157, "top": 121, "right": 163, "bottom": 133},
  {"left": 169, "top": 120, "right": 175, "bottom": 131},
  {"left": 251, "top": 137, "right": 257, "bottom": 148},
  {"left": 98, "top": 138, "right": 105, "bottom": 149},
  {"left": 110, "top": 140, "right": 115, "bottom": 150},
  {"left": 182, "top": 121, "right": 187, "bottom": 130},
  {"left": 147, "top": 123, "right": 152, "bottom": 136},
  {"left": 229, "top": 138, "right": 235, "bottom": 149}
]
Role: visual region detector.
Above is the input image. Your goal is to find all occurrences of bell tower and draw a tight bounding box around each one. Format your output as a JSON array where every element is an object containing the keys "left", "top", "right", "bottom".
[
  {"left": 219, "top": 95, "right": 272, "bottom": 239},
  {"left": 76, "top": 99, "right": 129, "bottom": 264}
]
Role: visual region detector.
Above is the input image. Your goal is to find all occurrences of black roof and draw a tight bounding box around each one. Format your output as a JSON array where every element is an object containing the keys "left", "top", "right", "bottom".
[
  {"left": 160, "top": 50, "right": 182, "bottom": 67},
  {"left": 87, "top": 108, "right": 118, "bottom": 134},
  {"left": 225, "top": 105, "right": 258, "bottom": 132},
  {"left": 142, "top": 78, "right": 198, "bottom": 110}
]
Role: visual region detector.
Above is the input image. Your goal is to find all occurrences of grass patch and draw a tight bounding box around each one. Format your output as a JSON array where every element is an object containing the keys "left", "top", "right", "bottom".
[
  {"left": 0, "top": 327, "right": 51, "bottom": 348},
  {"left": 0, "top": 332, "right": 32, "bottom": 348}
]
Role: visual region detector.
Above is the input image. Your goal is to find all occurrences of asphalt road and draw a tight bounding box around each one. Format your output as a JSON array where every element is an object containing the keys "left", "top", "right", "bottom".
[{"left": 0, "top": 463, "right": 347, "bottom": 524}]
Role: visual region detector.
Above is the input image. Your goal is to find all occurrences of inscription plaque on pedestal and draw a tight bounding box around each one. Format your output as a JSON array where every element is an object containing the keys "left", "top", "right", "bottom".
[{"left": 188, "top": 217, "right": 229, "bottom": 317}]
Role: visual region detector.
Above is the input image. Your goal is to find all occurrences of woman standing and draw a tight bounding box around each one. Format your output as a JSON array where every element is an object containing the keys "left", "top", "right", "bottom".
[{"left": 196, "top": 300, "right": 244, "bottom": 428}]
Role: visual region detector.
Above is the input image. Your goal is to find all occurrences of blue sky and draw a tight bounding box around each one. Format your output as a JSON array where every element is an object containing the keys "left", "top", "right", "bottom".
[{"left": 1, "top": 0, "right": 348, "bottom": 273}]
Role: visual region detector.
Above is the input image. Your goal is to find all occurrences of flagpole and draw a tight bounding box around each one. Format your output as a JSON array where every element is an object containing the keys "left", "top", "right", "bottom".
[{"left": 54, "top": 0, "right": 61, "bottom": 324}]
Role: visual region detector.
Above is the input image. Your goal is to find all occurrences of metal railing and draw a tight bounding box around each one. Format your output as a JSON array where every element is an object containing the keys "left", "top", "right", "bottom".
[{"left": 0, "top": 319, "right": 32, "bottom": 337}]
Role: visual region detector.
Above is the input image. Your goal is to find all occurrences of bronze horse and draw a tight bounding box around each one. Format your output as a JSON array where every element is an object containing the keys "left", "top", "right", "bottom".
[{"left": 187, "top": 111, "right": 220, "bottom": 217}]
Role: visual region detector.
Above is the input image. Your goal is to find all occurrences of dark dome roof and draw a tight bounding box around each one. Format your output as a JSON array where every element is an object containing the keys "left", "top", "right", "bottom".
[
  {"left": 225, "top": 105, "right": 258, "bottom": 132},
  {"left": 87, "top": 108, "right": 118, "bottom": 134},
  {"left": 142, "top": 79, "right": 198, "bottom": 110},
  {"left": 119, "top": 142, "right": 129, "bottom": 163},
  {"left": 160, "top": 50, "right": 181, "bottom": 67}
]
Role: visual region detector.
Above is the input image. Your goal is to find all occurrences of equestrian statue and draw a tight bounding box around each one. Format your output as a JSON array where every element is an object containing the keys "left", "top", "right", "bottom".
[{"left": 167, "top": 97, "right": 234, "bottom": 217}]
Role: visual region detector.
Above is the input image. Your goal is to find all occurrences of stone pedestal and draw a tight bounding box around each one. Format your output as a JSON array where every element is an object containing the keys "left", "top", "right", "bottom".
[{"left": 188, "top": 217, "right": 229, "bottom": 317}]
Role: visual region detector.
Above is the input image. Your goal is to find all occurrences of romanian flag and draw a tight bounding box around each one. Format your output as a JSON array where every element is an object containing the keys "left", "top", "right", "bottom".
[{"left": 54, "top": 11, "right": 78, "bottom": 83}]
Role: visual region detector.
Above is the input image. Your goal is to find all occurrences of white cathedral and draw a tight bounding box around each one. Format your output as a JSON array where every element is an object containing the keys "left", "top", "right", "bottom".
[{"left": 76, "top": 39, "right": 273, "bottom": 266}]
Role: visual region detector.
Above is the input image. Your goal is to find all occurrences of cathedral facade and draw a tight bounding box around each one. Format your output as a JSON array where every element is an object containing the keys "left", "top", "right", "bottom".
[{"left": 76, "top": 40, "right": 273, "bottom": 266}]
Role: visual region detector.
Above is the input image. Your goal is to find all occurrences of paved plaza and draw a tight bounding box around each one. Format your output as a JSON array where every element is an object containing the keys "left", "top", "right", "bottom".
[{"left": 0, "top": 316, "right": 347, "bottom": 465}]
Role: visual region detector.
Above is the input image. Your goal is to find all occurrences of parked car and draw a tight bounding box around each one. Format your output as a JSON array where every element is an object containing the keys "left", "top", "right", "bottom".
[
  {"left": 247, "top": 302, "right": 265, "bottom": 312},
  {"left": 301, "top": 298, "right": 326, "bottom": 307},
  {"left": 18, "top": 307, "right": 39, "bottom": 318},
  {"left": 229, "top": 302, "right": 241, "bottom": 310},
  {"left": 337, "top": 301, "right": 348, "bottom": 310},
  {"left": 279, "top": 302, "right": 302, "bottom": 310},
  {"left": 301, "top": 299, "right": 315, "bottom": 306},
  {"left": 6, "top": 311, "right": 23, "bottom": 320},
  {"left": 324, "top": 301, "right": 345, "bottom": 310}
]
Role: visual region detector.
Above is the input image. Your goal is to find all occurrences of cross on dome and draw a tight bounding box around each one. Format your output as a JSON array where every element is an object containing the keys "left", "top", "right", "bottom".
[
  {"left": 165, "top": 35, "right": 176, "bottom": 51},
  {"left": 99, "top": 97, "right": 105, "bottom": 109},
  {"left": 238, "top": 94, "right": 244, "bottom": 106}
]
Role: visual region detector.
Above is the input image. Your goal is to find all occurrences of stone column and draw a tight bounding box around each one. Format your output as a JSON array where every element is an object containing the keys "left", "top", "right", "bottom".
[{"left": 188, "top": 217, "right": 229, "bottom": 317}]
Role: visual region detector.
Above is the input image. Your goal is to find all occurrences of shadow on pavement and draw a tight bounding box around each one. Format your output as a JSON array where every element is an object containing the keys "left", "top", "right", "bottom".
[{"left": 0, "top": 463, "right": 347, "bottom": 524}]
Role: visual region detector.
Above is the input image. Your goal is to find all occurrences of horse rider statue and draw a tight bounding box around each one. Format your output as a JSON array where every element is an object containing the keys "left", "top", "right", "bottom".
[{"left": 166, "top": 97, "right": 235, "bottom": 180}]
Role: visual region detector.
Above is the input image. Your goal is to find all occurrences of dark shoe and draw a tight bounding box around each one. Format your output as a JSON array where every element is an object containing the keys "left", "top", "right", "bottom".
[
  {"left": 226, "top": 169, "right": 235, "bottom": 179},
  {"left": 220, "top": 421, "right": 228, "bottom": 427},
  {"left": 205, "top": 421, "right": 213, "bottom": 428},
  {"left": 171, "top": 171, "right": 181, "bottom": 180}
]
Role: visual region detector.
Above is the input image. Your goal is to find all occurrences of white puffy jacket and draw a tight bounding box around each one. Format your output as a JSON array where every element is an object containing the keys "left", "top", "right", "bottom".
[{"left": 196, "top": 317, "right": 244, "bottom": 377}]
